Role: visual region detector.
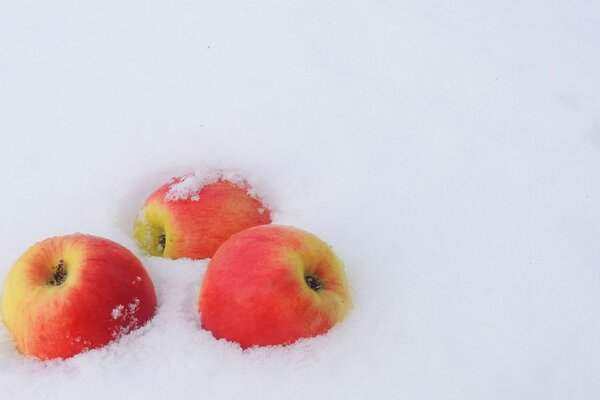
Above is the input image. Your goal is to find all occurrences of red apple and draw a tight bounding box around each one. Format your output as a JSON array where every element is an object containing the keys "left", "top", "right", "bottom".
[
  {"left": 134, "top": 173, "right": 271, "bottom": 260},
  {"left": 1, "top": 234, "right": 157, "bottom": 360},
  {"left": 199, "top": 225, "right": 351, "bottom": 348}
]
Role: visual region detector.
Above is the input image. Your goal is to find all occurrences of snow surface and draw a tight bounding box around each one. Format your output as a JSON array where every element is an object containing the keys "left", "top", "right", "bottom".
[{"left": 1, "top": 1, "right": 600, "bottom": 399}]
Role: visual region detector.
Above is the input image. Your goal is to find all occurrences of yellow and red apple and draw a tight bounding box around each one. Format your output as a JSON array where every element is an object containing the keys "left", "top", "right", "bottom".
[
  {"left": 199, "top": 225, "right": 351, "bottom": 348},
  {"left": 134, "top": 174, "right": 271, "bottom": 260},
  {"left": 1, "top": 234, "right": 157, "bottom": 360}
]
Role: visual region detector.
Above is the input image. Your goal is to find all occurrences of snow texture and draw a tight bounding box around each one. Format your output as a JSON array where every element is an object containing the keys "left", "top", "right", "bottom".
[
  {"left": 1, "top": 1, "right": 600, "bottom": 400},
  {"left": 165, "top": 169, "right": 257, "bottom": 202}
]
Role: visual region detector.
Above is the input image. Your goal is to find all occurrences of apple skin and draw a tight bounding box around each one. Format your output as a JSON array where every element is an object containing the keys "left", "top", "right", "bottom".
[
  {"left": 134, "top": 177, "right": 271, "bottom": 260},
  {"left": 199, "top": 225, "right": 351, "bottom": 348},
  {"left": 1, "top": 234, "right": 157, "bottom": 360}
]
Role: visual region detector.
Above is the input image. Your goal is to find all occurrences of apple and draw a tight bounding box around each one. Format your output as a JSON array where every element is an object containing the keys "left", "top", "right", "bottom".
[
  {"left": 134, "top": 174, "right": 271, "bottom": 260},
  {"left": 199, "top": 225, "right": 351, "bottom": 348},
  {"left": 1, "top": 234, "right": 157, "bottom": 360}
]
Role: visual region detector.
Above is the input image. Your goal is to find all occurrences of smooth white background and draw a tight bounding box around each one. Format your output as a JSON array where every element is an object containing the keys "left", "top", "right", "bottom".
[{"left": 1, "top": 1, "right": 599, "bottom": 399}]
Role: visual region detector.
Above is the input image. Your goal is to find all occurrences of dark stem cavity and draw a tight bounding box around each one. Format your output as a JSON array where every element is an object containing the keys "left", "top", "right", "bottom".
[
  {"left": 305, "top": 275, "right": 323, "bottom": 291},
  {"left": 158, "top": 233, "right": 166, "bottom": 252},
  {"left": 48, "top": 259, "right": 67, "bottom": 286}
]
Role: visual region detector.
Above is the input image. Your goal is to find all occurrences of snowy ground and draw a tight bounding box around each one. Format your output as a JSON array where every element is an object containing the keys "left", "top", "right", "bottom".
[{"left": 1, "top": 1, "right": 600, "bottom": 399}]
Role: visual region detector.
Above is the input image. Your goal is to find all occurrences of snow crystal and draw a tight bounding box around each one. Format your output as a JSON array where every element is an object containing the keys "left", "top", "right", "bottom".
[
  {"left": 111, "top": 305, "right": 125, "bottom": 320},
  {"left": 128, "top": 298, "right": 140, "bottom": 313},
  {"left": 109, "top": 298, "right": 142, "bottom": 339},
  {"left": 111, "top": 299, "right": 140, "bottom": 321}
]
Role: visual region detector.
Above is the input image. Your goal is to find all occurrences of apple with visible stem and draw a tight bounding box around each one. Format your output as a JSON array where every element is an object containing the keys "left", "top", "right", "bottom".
[
  {"left": 134, "top": 173, "right": 271, "bottom": 260},
  {"left": 199, "top": 225, "right": 351, "bottom": 348},
  {"left": 1, "top": 234, "right": 157, "bottom": 360}
]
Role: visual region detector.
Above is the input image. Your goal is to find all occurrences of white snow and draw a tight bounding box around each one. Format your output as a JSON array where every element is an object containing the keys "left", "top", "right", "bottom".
[
  {"left": 1, "top": 1, "right": 600, "bottom": 400},
  {"left": 127, "top": 298, "right": 140, "bottom": 314},
  {"left": 165, "top": 169, "right": 259, "bottom": 202},
  {"left": 111, "top": 305, "right": 125, "bottom": 320}
]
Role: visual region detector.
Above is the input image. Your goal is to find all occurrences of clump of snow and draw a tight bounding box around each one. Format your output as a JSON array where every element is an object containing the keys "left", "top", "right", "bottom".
[
  {"left": 165, "top": 169, "right": 259, "bottom": 202},
  {"left": 111, "top": 305, "right": 124, "bottom": 320},
  {"left": 128, "top": 298, "right": 140, "bottom": 313}
]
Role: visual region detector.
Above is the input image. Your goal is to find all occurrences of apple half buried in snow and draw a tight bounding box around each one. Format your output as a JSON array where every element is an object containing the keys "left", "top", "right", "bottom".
[
  {"left": 1, "top": 234, "right": 157, "bottom": 360},
  {"left": 134, "top": 174, "right": 271, "bottom": 260},
  {"left": 199, "top": 225, "right": 351, "bottom": 348}
]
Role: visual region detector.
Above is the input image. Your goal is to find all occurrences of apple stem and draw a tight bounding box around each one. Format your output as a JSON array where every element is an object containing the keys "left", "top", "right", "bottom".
[
  {"left": 48, "top": 259, "right": 67, "bottom": 286},
  {"left": 305, "top": 275, "right": 323, "bottom": 291}
]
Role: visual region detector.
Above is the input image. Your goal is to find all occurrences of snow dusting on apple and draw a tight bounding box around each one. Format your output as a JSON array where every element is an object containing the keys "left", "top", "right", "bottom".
[{"left": 165, "top": 169, "right": 259, "bottom": 202}]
